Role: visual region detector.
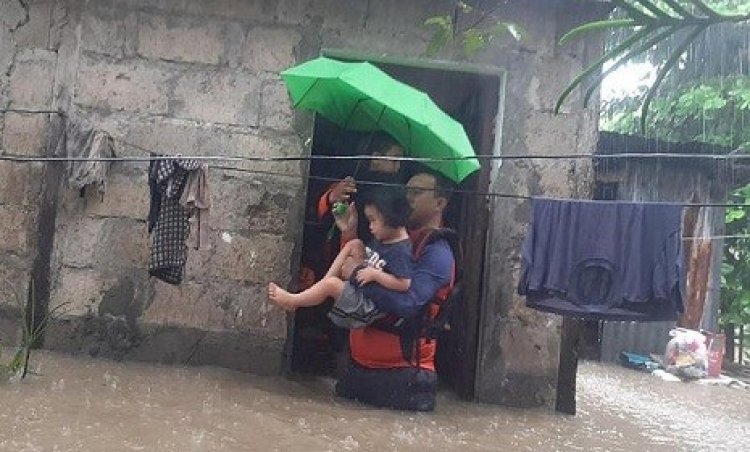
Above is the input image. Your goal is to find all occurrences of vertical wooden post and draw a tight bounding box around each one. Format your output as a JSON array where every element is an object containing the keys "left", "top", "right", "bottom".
[
  {"left": 725, "top": 324, "right": 735, "bottom": 364},
  {"left": 556, "top": 317, "right": 582, "bottom": 415}
]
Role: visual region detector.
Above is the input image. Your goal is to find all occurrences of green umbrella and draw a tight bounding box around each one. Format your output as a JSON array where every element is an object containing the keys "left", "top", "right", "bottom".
[{"left": 280, "top": 56, "right": 480, "bottom": 183}]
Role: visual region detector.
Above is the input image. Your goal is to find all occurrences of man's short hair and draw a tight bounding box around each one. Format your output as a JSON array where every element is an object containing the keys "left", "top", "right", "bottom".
[{"left": 415, "top": 170, "right": 453, "bottom": 202}]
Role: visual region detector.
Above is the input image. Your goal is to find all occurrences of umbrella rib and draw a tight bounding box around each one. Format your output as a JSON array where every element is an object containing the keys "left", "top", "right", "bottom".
[
  {"left": 342, "top": 96, "right": 371, "bottom": 130},
  {"left": 375, "top": 104, "right": 387, "bottom": 127},
  {"left": 404, "top": 115, "right": 412, "bottom": 156},
  {"left": 292, "top": 78, "right": 322, "bottom": 108}
]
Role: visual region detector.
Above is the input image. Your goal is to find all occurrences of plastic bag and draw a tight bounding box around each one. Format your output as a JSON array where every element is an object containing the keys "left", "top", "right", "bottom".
[{"left": 664, "top": 328, "right": 707, "bottom": 379}]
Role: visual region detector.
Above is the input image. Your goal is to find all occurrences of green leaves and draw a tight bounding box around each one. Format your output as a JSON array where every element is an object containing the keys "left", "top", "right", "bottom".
[
  {"left": 726, "top": 207, "right": 746, "bottom": 223},
  {"left": 560, "top": 19, "right": 637, "bottom": 45},
  {"left": 423, "top": 6, "right": 525, "bottom": 59},
  {"left": 1, "top": 277, "right": 71, "bottom": 380},
  {"left": 556, "top": 0, "right": 750, "bottom": 133},
  {"left": 425, "top": 16, "right": 453, "bottom": 58},
  {"left": 604, "top": 75, "right": 750, "bottom": 149},
  {"left": 640, "top": 24, "right": 707, "bottom": 132},
  {"left": 722, "top": 182, "right": 750, "bottom": 329}
]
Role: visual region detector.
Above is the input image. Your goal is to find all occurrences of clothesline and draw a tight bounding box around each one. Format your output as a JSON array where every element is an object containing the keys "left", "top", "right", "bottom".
[
  {"left": 0, "top": 108, "right": 745, "bottom": 162},
  {"left": 196, "top": 166, "right": 750, "bottom": 241},
  {"left": 0, "top": 152, "right": 747, "bottom": 209},
  {"left": 0, "top": 148, "right": 742, "bottom": 163},
  {"left": 216, "top": 166, "right": 750, "bottom": 210}
]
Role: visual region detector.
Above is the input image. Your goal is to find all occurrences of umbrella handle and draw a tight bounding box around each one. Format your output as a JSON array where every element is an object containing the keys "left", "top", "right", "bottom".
[{"left": 327, "top": 223, "right": 337, "bottom": 240}]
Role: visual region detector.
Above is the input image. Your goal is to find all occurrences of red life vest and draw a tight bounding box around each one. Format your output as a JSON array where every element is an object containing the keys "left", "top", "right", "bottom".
[{"left": 349, "top": 228, "right": 460, "bottom": 370}]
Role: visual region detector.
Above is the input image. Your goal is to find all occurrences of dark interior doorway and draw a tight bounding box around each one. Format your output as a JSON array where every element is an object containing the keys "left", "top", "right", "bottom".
[{"left": 290, "top": 57, "right": 501, "bottom": 400}]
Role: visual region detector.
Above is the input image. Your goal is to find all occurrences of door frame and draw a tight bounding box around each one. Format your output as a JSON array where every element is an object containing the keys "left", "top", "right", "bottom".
[{"left": 288, "top": 48, "right": 508, "bottom": 399}]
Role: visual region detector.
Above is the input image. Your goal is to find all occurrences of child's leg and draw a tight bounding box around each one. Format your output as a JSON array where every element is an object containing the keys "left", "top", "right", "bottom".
[
  {"left": 268, "top": 277, "right": 345, "bottom": 311},
  {"left": 324, "top": 239, "right": 366, "bottom": 279}
]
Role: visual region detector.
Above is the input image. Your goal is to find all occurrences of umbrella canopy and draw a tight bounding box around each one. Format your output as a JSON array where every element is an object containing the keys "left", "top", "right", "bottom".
[{"left": 280, "top": 56, "right": 480, "bottom": 183}]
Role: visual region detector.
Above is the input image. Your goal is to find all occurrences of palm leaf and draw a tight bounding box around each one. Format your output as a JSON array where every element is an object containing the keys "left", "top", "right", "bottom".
[
  {"left": 687, "top": 0, "right": 721, "bottom": 18},
  {"left": 640, "top": 25, "right": 709, "bottom": 132},
  {"left": 555, "top": 26, "right": 654, "bottom": 114},
  {"left": 583, "top": 25, "right": 679, "bottom": 107},
  {"left": 633, "top": 0, "right": 675, "bottom": 19},
  {"left": 556, "top": 0, "right": 750, "bottom": 133},
  {"left": 559, "top": 19, "right": 636, "bottom": 45},
  {"left": 661, "top": 0, "right": 692, "bottom": 18},
  {"left": 612, "top": 0, "right": 656, "bottom": 21}
]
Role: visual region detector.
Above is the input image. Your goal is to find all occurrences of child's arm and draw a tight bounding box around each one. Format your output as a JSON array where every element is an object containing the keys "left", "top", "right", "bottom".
[{"left": 356, "top": 267, "right": 411, "bottom": 292}]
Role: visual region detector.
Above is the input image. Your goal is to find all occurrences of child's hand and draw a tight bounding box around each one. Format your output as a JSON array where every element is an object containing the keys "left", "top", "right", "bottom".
[{"left": 355, "top": 266, "right": 380, "bottom": 285}]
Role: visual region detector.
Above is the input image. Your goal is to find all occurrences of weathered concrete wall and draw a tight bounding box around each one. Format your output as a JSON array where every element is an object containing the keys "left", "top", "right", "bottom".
[
  {"left": 1, "top": 0, "right": 601, "bottom": 407},
  {"left": 0, "top": 0, "right": 53, "bottom": 345},
  {"left": 1, "top": 0, "right": 311, "bottom": 374},
  {"left": 469, "top": 2, "right": 603, "bottom": 407}
]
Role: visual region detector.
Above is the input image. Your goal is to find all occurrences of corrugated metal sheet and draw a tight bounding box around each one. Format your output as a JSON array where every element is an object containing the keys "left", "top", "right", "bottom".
[
  {"left": 601, "top": 321, "right": 675, "bottom": 363},
  {"left": 594, "top": 133, "right": 729, "bottom": 363}
]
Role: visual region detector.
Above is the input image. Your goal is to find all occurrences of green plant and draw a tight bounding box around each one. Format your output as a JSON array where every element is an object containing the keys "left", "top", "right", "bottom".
[
  {"left": 722, "top": 187, "right": 750, "bottom": 329},
  {"left": 1, "top": 277, "right": 70, "bottom": 380},
  {"left": 423, "top": 1, "right": 524, "bottom": 58},
  {"left": 556, "top": 0, "right": 750, "bottom": 132},
  {"left": 603, "top": 75, "right": 750, "bottom": 149}
]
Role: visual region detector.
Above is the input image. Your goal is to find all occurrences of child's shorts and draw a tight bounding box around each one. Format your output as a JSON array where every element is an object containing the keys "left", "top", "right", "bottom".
[{"left": 327, "top": 281, "right": 384, "bottom": 329}]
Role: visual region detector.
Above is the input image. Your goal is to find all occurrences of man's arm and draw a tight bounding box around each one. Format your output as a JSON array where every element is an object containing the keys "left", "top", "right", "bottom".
[
  {"left": 361, "top": 240, "right": 453, "bottom": 318},
  {"left": 374, "top": 273, "right": 411, "bottom": 292}
]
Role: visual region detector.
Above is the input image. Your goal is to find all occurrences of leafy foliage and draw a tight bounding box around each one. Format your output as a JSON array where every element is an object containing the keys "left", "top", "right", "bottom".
[
  {"left": 1, "top": 277, "right": 70, "bottom": 380},
  {"left": 603, "top": 75, "right": 750, "bottom": 149},
  {"left": 423, "top": 1, "right": 524, "bottom": 59},
  {"left": 556, "top": 0, "right": 750, "bottom": 132},
  {"left": 722, "top": 188, "right": 750, "bottom": 327}
]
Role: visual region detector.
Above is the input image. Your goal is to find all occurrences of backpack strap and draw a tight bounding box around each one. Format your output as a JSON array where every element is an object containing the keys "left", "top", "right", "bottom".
[{"left": 369, "top": 228, "right": 463, "bottom": 363}]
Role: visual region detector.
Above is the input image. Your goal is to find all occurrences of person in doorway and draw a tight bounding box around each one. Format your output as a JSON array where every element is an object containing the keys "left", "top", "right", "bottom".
[
  {"left": 270, "top": 186, "right": 413, "bottom": 329},
  {"left": 292, "top": 133, "right": 408, "bottom": 373},
  {"left": 335, "top": 171, "right": 457, "bottom": 412},
  {"left": 318, "top": 132, "right": 408, "bottom": 248}
]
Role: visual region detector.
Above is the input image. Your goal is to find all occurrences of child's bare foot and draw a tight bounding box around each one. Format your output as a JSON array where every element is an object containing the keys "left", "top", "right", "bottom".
[{"left": 268, "top": 282, "right": 297, "bottom": 312}]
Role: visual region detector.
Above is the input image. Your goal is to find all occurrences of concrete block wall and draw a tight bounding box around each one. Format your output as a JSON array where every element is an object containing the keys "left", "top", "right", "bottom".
[
  {"left": 40, "top": 0, "right": 315, "bottom": 375},
  {"left": 469, "top": 2, "right": 603, "bottom": 407},
  {"left": 0, "top": 0, "right": 602, "bottom": 407},
  {"left": 0, "top": 0, "right": 57, "bottom": 345}
]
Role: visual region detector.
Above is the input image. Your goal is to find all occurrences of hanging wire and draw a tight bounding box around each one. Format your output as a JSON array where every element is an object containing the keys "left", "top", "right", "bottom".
[
  {"left": 1, "top": 146, "right": 748, "bottom": 208},
  {"left": 1, "top": 109, "right": 747, "bottom": 162},
  {"left": 2, "top": 109, "right": 749, "bottom": 208},
  {"left": 0, "top": 147, "right": 747, "bottom": 163},
  {"left": 212, "top": 163, "right": 749, "bottom": 208}
]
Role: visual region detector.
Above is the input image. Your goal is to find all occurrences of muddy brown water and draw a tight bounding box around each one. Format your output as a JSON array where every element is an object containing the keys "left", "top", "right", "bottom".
[{"left": 0, "top": 351, "right": 748, "bottom": 451}]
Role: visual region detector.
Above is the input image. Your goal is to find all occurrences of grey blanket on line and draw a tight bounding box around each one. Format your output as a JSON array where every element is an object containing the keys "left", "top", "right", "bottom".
[{"left": 53, "top": 116, "right": 114, "bottom": 195}]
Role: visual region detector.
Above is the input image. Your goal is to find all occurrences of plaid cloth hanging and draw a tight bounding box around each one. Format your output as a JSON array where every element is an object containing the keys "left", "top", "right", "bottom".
[{"left": 148, "top": 157, "right": 201, "bottom": 285}]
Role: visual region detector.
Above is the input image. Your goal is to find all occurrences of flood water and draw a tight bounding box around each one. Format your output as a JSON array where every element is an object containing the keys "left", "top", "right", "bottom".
[{"left": 1, "top": 351, "right": 748, "bottom": 451}]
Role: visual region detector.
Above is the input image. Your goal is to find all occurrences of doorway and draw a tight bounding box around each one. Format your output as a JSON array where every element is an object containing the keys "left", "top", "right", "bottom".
[{"left": 289, "top": 53, "right": 504, "bottom": 400}]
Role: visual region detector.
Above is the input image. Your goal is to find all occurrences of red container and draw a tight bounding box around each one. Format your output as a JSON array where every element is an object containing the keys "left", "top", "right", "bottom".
[{"left": 705, "top": 332, "right": 726, "bottom": 377}]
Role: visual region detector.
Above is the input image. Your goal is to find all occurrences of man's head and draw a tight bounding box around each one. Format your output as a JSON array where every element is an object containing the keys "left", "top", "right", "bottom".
[
  {"left": 367, "top": 133, "right": 404, "bottom": 174},
  {"left": 405, "top": 171, "right": 452, "bottom": 230}
]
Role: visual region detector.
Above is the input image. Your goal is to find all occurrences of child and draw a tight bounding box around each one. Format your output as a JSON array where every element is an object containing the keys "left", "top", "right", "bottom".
[{"left": 268, "top": 186, "right": 412, "bottom": 329}]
